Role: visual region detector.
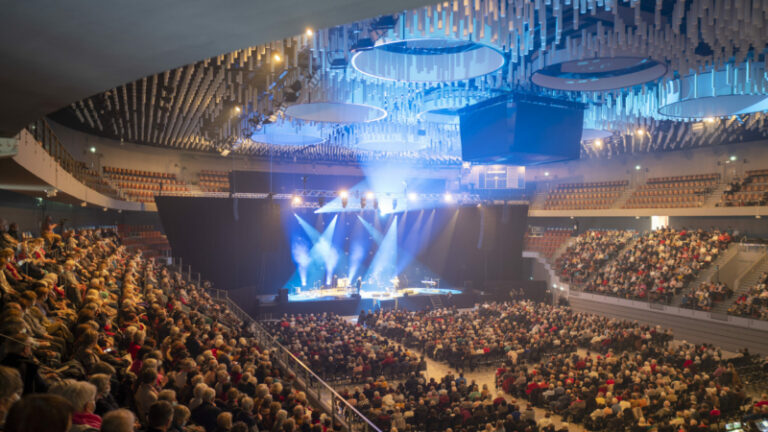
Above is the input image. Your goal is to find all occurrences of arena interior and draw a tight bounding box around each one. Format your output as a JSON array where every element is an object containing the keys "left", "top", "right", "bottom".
[{"left": 2, "top": 2, "right": 768, "bottom": 432}]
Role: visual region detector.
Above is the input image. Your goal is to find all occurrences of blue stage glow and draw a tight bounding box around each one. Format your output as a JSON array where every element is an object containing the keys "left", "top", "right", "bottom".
[
  {"left": 291, "top": 238, "right": 311, "bottom": 286},
  {"left": 356, "top": 214, "right": 384, "bottom": 244},
  {"left": 364, "top": 215, "right": 398, "bottom": 287}
]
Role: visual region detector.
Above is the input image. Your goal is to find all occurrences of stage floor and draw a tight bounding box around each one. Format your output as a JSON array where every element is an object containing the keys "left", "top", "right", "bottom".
[{"left": 288, "top": 286, "right": 462, "bottom": 302}]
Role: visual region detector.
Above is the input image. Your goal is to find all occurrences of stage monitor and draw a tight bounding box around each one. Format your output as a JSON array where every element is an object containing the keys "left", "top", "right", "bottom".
[{"left": 458, "top": 94, "right": 584, "bottom": 165}]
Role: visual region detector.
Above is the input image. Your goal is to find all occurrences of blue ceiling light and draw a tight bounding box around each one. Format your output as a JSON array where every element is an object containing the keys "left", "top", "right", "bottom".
[{"left": 351, "top": 38, "right": 505, "bottom": 83}]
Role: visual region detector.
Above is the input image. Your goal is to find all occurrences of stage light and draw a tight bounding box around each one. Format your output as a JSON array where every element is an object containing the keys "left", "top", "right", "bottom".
[
  {"left": 730, "top": 155, "right": 737, "bottom": 161},
  {"left": 89, "top": 146, "right": 97, "bottom": 154},
  {"left": 444, "top": 193, "right": 454, "bottom": 203},
  {"left": 292, "top": 196, "right": 302, "bottom": 206},
  {"left": 234, "top": 106, "right": 241, "bottom": 113},
  {"left": 635, "top": 164, "right": 642, "bottom": 171},
  {"left": 544, "top": 171, "right": 550, "bottom": 176},
  {"left": 305, "top": 28, "right": 313, "bottom": 36},
  {"left": 273, "top": 53, "right": 282, "bottom": 62},
  {"left": 407, "top": 192, "right": 418, "bottom": 202},
  {"left": 340, "top": 190, "right": 348, "bottom": 208},
  {"left": 594, "top": 139, "right": 603, "bottom": 148},
  {"left": 365, "top": 191, "right": 374, "bottom": 200},
  {"left": 704, "top": 117, "right": 716, "bottom": 123},
  {"left": 339, "top": 190, "right": 348, "bottom": 199},
  {"left": 635, "top": 128, "right": 645, "bottom": 136}
]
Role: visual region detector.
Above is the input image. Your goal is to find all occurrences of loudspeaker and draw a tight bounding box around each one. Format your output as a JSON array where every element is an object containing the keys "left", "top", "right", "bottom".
[{"left": 277, "top": 288, "right": 289, "bottom": 303}]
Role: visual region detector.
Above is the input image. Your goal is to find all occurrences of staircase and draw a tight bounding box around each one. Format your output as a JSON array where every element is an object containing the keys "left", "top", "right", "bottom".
[
  {"left": 703, "top": 181, "right": 729, "bottom": 207},
  {"left": 429, "top": 295, "right": 444, "bottom": 309},
  {"left": 612, "top": 186, "right": 639, "bottom": 209},
  {"left": 710, "top": 252, "right": 768, "bottom": 314},
  {"left": 672, "top": 243, "right": 739, "bottom": 306}
]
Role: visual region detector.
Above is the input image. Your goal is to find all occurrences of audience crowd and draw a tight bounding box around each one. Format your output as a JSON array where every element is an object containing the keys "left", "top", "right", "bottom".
[
  {"left": 555, "top": 230, "right": 635, "bottom": 285},
  {"left": 266, "top": 314, "right": 425, "bottom": 383},
  {"left": 680, "top": 282, "right": 732, "bottom": 311},
  {"left": 0, "top": 217, "right": 336, "bottom": 432},
  {"left": 729, "top": 272, "right": 768, "bottom": 320},
  {"left": 582, "top": 228, "right": 731, "bottom": 303}
]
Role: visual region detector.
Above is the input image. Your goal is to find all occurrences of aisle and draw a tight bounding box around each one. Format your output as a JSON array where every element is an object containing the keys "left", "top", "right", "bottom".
[{"left": 347, "top": 316, "right": 587, "bottom": 432}]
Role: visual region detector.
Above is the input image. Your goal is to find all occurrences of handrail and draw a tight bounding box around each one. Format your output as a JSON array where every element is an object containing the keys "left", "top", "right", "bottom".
[
  {"left": 734, "top": 250, "right": 768, "bottom": 291},
  {"left": 188, "top": 273, "right": 381, "bottom": 431},
  {"left": 248, "top": 320, "right": 383, "bottom": 432}
]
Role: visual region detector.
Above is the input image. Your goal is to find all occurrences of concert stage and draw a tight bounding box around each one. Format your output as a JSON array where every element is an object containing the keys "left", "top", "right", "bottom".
[{"left": 288, "top": 286, "right": 462, "bottom": 302}]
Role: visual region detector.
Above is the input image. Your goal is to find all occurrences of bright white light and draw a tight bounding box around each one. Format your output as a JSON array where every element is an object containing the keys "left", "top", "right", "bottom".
[
  {"left": 305, "top": 28, "right": 313, "bottom": 36},
  {"left": 636, "top": 128, "right": 645, "bottom": 136},
  {"left": 273, "top": 53, "right": 282, "bottom": 62},
  {"left": 365, "top": 191, "right": 375, "bottom": 200},
  {"left": 594, "top": 139, "right": 603, "bottom": 148},
  {"left": 339, "top": 190, "right": 348, "bottom": 199},
  {"left": 544, "top": 171, "right": 550, "bottom": 176},
  {"left": 704, "top": 117, "right": 715, "bottom": 123},
  {"left": 234, "top": 106, "right": 241, "bottom": 113},
  {"left": 292, "top": 196, "right": 302, "bottom": 205},
  {"left": 89, "top": 146, "right": 96, "bottom": 153},
  {"left": 635, "top": 165, "right": 642, "bottom": 171},
  {"left": 407, "top": 192, "right": 418, "bottom": 201},
  {"left": 444, "top": 193, "right": 454, "bottom": 203},
  {"left": 730, "top": 155, "right": 737, "bottom": 161}
]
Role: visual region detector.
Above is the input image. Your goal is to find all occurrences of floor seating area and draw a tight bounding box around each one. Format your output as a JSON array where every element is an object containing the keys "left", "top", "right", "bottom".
[
  {"left": 103, "top": 166, "right": 189, "bottom": 203},
  {"left": 542, "top": 180, "right": 628, "bottom": 210},
  {"left": 198, "top": 170, "right": 230, "bottom": 193},
  {"left": 524, "top": 227, "right": 574, "bottom": 258},
  {"left": 623, "top": 173, "right": 719, "bottom": 209},
  {"left": 720, "top": 169, "right": 768, "bottom": 207}
]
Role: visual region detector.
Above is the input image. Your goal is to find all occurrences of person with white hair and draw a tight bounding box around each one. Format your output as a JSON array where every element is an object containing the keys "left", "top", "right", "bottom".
[{"left": 48, "top": 379, "right": 102, "bottom": 430}]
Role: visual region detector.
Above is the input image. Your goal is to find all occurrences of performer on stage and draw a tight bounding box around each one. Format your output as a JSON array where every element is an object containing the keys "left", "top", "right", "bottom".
[
  {"left": 390, "top": 275, "right": 400, "bottom": 293},
  {"left": 356, "top": 276, "right": 362, "bottom": 296}
]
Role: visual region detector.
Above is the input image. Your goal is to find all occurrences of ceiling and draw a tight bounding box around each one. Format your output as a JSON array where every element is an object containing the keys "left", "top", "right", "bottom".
[
  {"left": 0, "top": 0, "right": 438, "bottom": 137},
  {"left": 6, "top": 0, "right": 768, "bottom": 163}
]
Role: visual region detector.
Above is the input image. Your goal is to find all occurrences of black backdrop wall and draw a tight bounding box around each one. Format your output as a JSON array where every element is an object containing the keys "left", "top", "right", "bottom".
[{"left": 156, "top": 197, "right": 527, "bottom": 297}]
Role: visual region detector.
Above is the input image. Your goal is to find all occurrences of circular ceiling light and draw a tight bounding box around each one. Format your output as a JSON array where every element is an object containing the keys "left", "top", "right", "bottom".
[
  {"left": 356, "top": 140, "right": 428, "bottom": 153},
  {"left": 658, "top": 63, "right": 768, "bottom": 119},
  {"left": 351, "top": 38, "right": 505, "bottom": 83},
  {"left": 249, "top": 124, "right": 324, "bottom": 146},
  {"left": 531, "top": 55, "right": 667, "bottom": 91},
  {"left": 284, "top": 102, "right": 387, "bottom": 123},
  {"left": 580, "top": 128, "right": 613, "bottom": 141}
]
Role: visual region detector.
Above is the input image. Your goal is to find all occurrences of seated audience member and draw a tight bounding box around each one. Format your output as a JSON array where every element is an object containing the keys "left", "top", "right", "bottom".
[
  {"left": 100, "top": 409, "right": 136, "bottom": 432},
  {"left": 4, "top": 394, "right": 74, "bottom": 432}
]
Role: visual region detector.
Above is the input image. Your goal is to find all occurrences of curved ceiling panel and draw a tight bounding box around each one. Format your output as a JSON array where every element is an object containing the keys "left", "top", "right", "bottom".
[
  {"left": 285, "top": 102, "right": 387, "bottom": 123},
  {"left": 0, "top": 0, "right": 437, "bottom": 137}
]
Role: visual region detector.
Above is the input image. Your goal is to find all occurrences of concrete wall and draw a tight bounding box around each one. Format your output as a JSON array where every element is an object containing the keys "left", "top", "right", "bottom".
[{"left": 0, "top": 189, "right": 161, "bottom": 234}]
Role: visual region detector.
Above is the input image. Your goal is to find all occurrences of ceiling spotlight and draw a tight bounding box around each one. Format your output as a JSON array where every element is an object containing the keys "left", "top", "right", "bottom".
[
  {"left": 635, "top": 128, "right": 645, "bottom": 136},
  {"left": 544, "top": 171, "right": 550, "bottom": 177},
  {"left": 292, "top": 196, "right": 302, "bottom": 206},
  {"left": 407, "top": 192, "right": 418, "bottom": 202},
  {"left": 273, "top": 53, "right": 282, "bottom": 62},
  {"left": 635, "top": 165, "right": 642, "bottom": 171},
  {"left": 89, "top": 146, "right": 97, "bottom": 154},
  {"left": 703, "top": 117, "right": 716, "bottom": 123},
  {"left": 365, "top": 191, "right": 374, "bottom": 200},
  {"left": 305, "top": 28, "right": 313, "bottom": 36},
  {"left": 234, "top": 106, "right": 241, "bottom": 113},
  {"left": 339, "top": 190, "right": 348, "bottom": 199},
  {"left": 444, "top": 193, "right": 454, "bottom": 203},
  {"left": 730, "top": 155, "right": 737, "bottom": 161},
  {"left": 339, "top": 190, "right": 348, "bottom": 208},
  {"left": 594, "top": 139, "right": 603, "bottom": 148}
]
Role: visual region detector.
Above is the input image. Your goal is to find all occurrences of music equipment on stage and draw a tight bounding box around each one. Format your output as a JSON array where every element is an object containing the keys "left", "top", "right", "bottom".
[
  {"left": 337, "top": 277, "right": 349, "bottom": 288},
  {"left": 458, "top": 94, "right": 584, "bottom": 165},
  {"left": 421, "top": 279, "right": 439, "bottom": 288}
]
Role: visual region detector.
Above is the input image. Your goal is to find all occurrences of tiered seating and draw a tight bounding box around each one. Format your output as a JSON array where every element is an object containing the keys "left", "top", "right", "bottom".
[
  {"left": 524, "top": 227, "right": 573, "bottom": 258},
  {"left": 624, "top": 173, "right": 719, "bottom": 209},
  {"left": 586, "top": 228, "right": 732, "bottom": 303},
  {"left": 554, "top": 229, "right": 635, "bottom": 284},
  {"left": 103, "top": 166, "right": 189, "bottom": 203},
  {"left": 720, "top": 169, "right": 768, "bottom": 207},
  {"left": 117, "top": 224, "right": 171, "bottom": 259},
  {"left": 77, "top": 163, "right": 121, "bottom": 199},
  {"left": 542, "top": 180, "right": 628, "bottom": 210},
  {"left": 728, "top": 272, "right": 768, "bottom": 320},
  {"left": 198, "top": 169, "right": 230, "bottom": 192}
]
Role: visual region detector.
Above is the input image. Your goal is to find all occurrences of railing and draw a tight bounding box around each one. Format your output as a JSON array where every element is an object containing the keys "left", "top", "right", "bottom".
[
  {"left": 25, "top": 119, "right": 125, "bottom": 200},
  {"left": 168, "top": 259, "right": 381, "bottom": 431},
  {"left": 734, "top": 250, "right": 768, "bottom": 291},
  {"left": 27, "top": 119, "right": 90, "bottom": 184}
]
